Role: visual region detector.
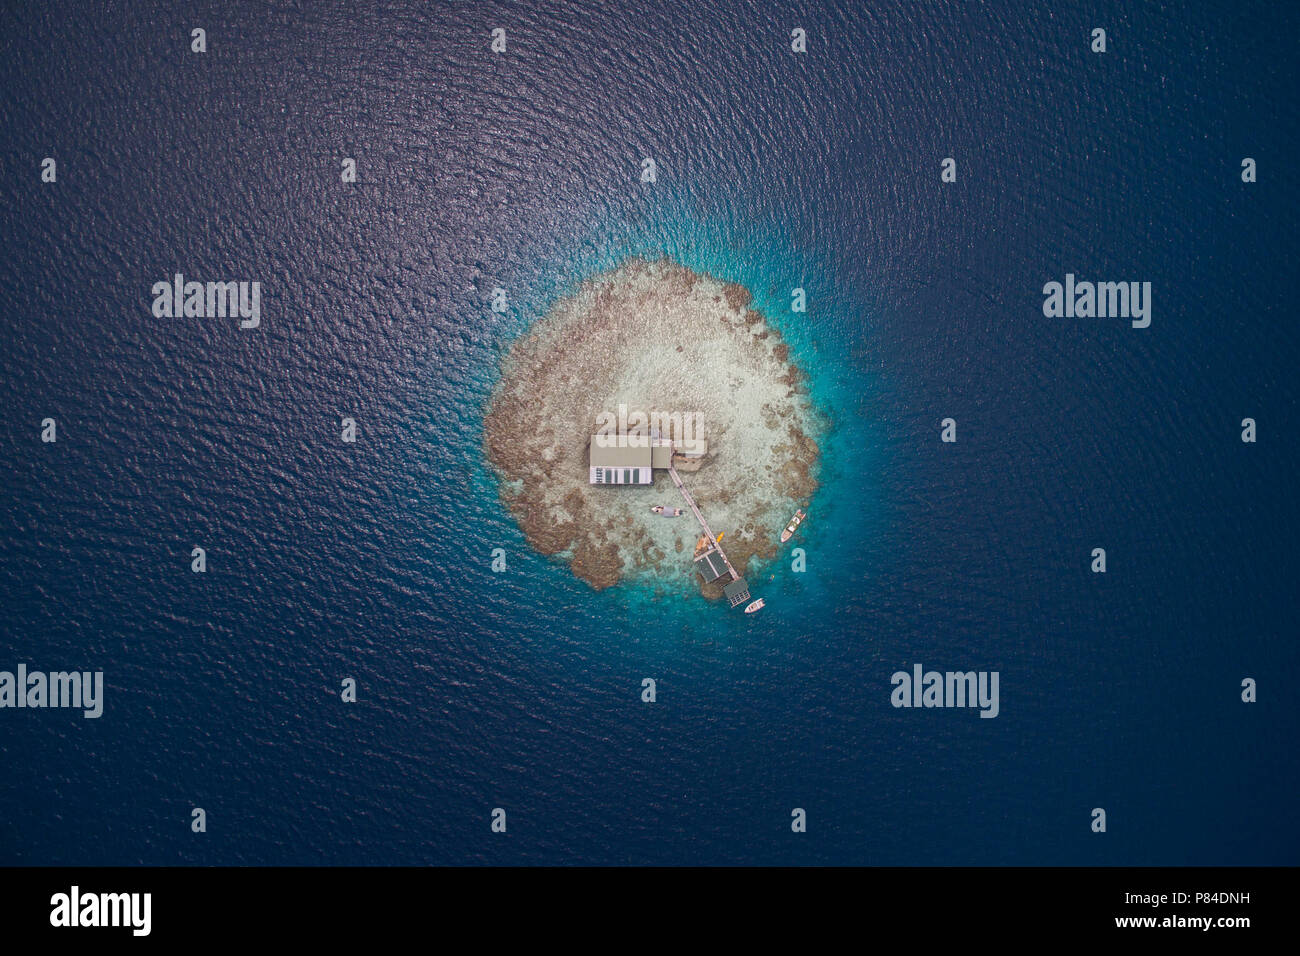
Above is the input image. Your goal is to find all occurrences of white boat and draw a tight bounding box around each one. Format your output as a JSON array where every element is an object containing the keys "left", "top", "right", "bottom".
[
  {"left": 744, "top": 598, "right": 765, "bottom": 614},
  {"left": 780, "top": 508, "right": 806, "bottom": 543}
]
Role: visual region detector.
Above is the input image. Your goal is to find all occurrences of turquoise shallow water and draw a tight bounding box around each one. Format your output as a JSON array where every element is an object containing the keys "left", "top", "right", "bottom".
[{"left": 473, "top": 189, "right": 890, "bottom": 645}]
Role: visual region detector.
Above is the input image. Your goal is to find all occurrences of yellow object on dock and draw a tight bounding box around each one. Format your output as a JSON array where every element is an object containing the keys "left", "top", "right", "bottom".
[{"left": 668, "top": 446, "right": 739, "bottom": 582}]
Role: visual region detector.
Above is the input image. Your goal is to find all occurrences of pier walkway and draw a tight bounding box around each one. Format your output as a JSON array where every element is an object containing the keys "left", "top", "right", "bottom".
[{"left": 666, "top": 445, "right": 738, "bottom": 581}]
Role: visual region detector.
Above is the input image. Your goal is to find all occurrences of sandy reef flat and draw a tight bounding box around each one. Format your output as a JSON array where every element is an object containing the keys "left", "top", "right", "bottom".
[{"left": 484, "top": 257, "right": 822, "bottom": 595}]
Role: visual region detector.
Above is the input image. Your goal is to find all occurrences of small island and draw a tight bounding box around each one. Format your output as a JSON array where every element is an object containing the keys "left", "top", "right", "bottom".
[{"left": 484, "top": 257, "right": 821, "bottom": 599}]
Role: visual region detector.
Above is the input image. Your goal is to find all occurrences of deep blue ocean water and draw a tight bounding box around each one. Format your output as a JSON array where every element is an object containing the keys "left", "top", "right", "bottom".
[{"left": 1, "top": 0, "right": 1297, "bottom": 865}]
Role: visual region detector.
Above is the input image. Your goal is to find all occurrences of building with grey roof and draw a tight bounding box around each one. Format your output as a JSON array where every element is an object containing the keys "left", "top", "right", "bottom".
[
  {"left": 588, "top": 436, "right": 652, "bottom": 485},
  {"left": 694, "top": 548, "right": 730, "bottom": 584},
  {"left": 723, "top": 577, "right": 751, "bottom": 608}
]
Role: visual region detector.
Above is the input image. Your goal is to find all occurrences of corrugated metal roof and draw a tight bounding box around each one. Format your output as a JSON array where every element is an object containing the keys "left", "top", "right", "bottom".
[
  {"left": 694, "top": 549, "right": 729, "bottom": 583},
  {"left": 589, "top": 436, "right": 652, "bottom": 468},
  {"left": 723, "top": 578, "right": 750, "bottom": 606},
  {"left": 722, "top": 580, "right": 754, "bottom": 600}
]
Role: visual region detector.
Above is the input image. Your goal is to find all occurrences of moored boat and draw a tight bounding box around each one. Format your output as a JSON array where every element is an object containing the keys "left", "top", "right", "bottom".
[
  {"left": 745, "top": 598, "right": 765, "bottom": 614},
  {"left": 780, "top": 508, "right": 806, "bottom": 543}
]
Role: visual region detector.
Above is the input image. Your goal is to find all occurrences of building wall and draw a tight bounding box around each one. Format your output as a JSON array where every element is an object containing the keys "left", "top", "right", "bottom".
[{"left": 589, "top": 466, "right": 651, "bottom": 485}]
